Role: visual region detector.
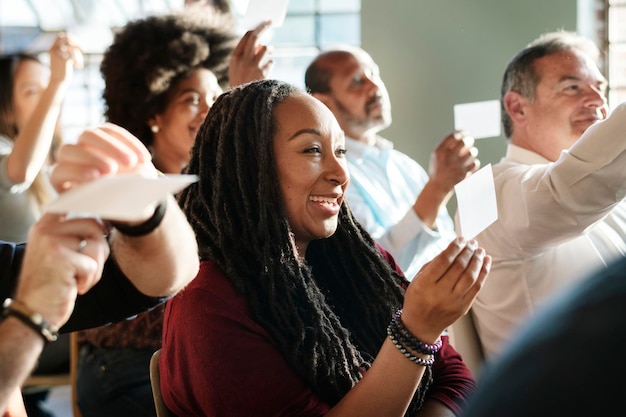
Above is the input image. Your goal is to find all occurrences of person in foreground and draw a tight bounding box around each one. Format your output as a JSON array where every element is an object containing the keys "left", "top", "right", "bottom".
[
  {"left": 0, "top": 212, "right": 108, "bottom": 417},
  {"left": 0, "top": 123, "right": 199, "bottom": 415},
  {"left": 305, "top": 45, "right": 479, "bottom": 279},
  {"left": 462, "top": 255, "right": 626, "bottom": 417},
  {"left": 469, "top": 31, "right": 626, "bottom": 360},
  {"left": 161, "top": 79, "right": 491, "bottom": 417}
]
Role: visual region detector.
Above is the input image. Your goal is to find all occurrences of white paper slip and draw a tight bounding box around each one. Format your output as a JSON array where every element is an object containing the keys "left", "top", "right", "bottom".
[
  {"left": 454, "top": 164, "right": 498, "bottom": 240},
  {"left": 454, "top": 100, "right": 501, "bottom": 139},
  {"left": 240, "top": 0, "right": 290, "bottom": 29},
  {"left": 45, "top": 174, "right": 198, "bottom": 222}
]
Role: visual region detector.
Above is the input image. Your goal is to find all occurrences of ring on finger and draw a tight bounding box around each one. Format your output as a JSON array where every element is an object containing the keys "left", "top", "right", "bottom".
[{"left": 77, "top": 238, "right": 87, "bottom": 253}]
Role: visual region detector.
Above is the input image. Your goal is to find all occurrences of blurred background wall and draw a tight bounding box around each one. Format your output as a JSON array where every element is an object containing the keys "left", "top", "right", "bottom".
[{"left": 361, "top": 0, "right": 578, "bottom": 195}]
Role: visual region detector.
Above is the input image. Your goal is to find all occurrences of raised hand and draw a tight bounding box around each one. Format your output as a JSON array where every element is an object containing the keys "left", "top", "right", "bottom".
[
  {"left": 228, "top": 20, "right": 274, "bottom": 87},
  {"left": 48, "top": 32, "right": 83, "bottom": 85},
  {"left": 428, "top": 130, "right": 480, "bottom": 193},
  {"left": 50, "top": 123, "right": 157, "bottom": 193},
  {"left": 402, "top": 237, "right": 490, "bottom": 343},
  {"left": 15, "top": 213, "right": 109, "bottom": 330}
]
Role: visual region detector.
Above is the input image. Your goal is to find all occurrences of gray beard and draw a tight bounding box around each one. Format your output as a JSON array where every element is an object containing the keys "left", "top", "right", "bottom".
[{"left": 333, "top": 97, "right": 387, "bottom": 132}]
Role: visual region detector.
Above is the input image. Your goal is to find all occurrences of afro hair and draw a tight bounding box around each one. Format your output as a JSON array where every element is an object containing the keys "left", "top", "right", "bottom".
[{"left": 100, "top": 7, "right": 239, "bottom": 146}]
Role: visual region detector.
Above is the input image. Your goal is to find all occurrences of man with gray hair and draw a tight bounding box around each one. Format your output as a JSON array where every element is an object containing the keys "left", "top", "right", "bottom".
[{"left": 469, "top": 31, "right": 626, "bottom": 360}]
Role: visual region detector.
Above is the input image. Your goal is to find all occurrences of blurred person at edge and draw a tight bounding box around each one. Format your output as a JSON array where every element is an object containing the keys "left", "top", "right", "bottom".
[{"left": 0, "top": 33, "right": 83, "bottom": 417}]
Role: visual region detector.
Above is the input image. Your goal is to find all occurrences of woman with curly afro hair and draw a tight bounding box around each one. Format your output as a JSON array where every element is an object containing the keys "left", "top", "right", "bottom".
[
  {"left": 75, "top": 6, "right": 274, "bottom": 417},
  {"left": 100, "top": 6, "right": 272, "bottom": 174}
]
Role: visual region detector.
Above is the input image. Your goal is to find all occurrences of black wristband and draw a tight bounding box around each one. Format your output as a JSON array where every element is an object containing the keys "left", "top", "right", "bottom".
[
  {"left": 1, "top": 298, "right": 59, "bottom": 344},
  {"left": 110, "top": 199, "right": 167, "bottom": 237}
]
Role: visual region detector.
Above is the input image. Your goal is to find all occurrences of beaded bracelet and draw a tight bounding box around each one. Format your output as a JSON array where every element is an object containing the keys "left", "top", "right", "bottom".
[
  {"left": 1, "top": 298, "right": 58, "bottom": 344},
  {"left": 392, "top": 309, "right": 442, "bottom": 355},
  {"left": 387, "top": 325, "right": 435, "bottom": 366},
  {"left": 390, "top": 320, "right": 426, "bottom": 357},
  {"left": 110, "top": 199, "right": 167, "bottom": 237}
]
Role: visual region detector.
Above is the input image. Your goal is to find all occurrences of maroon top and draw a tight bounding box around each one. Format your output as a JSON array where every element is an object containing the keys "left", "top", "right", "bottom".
[{"left": 161, "top": 250, "right": 475, "bottom": 416}]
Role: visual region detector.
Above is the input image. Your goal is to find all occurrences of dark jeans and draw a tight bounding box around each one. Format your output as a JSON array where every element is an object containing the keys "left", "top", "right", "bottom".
[{"left": 77, "top": 345, "right": 156, "bottom": 417}]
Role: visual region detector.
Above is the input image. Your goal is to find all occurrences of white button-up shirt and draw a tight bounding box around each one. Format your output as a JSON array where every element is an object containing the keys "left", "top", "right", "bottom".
[{"left": 471, "top": 103, "right": 626, "bottom": 360}]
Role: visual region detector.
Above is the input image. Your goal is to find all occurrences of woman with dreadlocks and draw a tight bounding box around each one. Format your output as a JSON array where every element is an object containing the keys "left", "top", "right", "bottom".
[{"left": 161, "top": 79, "right": 491, "bottom": 417}]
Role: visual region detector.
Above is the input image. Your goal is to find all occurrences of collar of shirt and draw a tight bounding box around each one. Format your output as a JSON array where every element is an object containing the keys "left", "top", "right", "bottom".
[
  {"left": 504, "top": 143, "right": 551, "bottom": 165},
  {"left": 345, "top": 135, "right": 394, "bottom": 160}
]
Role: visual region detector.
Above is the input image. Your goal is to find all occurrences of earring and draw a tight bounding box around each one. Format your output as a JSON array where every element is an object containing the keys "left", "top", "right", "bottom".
[{"left": 151, "top": 125, "right": 159, "bottom": 133}]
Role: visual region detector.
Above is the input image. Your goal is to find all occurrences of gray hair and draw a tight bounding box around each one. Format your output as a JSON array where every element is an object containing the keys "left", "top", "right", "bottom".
[{"left": 500, "top": 31, "right": 601, "bottom": 138}]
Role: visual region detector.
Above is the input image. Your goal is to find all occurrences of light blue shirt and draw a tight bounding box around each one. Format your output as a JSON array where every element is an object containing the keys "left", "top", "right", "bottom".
[{"left": 344, "top": 136, "right": 456, "bottom": 279}]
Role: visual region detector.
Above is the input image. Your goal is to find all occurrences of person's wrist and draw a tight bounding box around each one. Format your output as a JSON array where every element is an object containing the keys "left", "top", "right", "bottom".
[
  {"left": 1, "top": 298, "right": 59, "bottom": 344},
  {"left": 110, "top": 199, "right": 167, "bottom": 237},
  {"left": 426, "top": 177, "right": 454, "bottom": 199},
  {"left": 387, "top": 310, "right": 441, "bottom": 366},
  {"left": 398, "top": 307, "right": 442, "bottom": 345}
]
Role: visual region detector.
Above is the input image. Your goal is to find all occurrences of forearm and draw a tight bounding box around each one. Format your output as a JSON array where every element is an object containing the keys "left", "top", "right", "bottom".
[
  {"left": 505, "top": 103, "right": 626, "bottom": 248},
  {"left": 0, "top": 319, "right": 44, "bottom": 415},
  {"left": 109, "top": 194, "right": 199, "bottom": 297},
  {"left": 413, "top": 180, "right": 453, "bottom": 230},
  {"left": 4, "top": 387, "right": 27, "bottom": 417},
  {"left": 7, "top": 80, "right": 68, "bottom": 184},
  {"left": 325, "top": 339, "right": 427, "bottom": 417}
]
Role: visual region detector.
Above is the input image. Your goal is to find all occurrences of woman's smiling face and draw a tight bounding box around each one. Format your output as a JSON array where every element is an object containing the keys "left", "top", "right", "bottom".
[
  {"left": 272, "top": 93, "right": 349, "bottom": 255},
  {"left": 151, "top": 68, "right": 222, "bottom": 172}
]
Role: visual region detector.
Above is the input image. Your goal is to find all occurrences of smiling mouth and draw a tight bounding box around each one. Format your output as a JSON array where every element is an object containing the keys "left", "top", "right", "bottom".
[{"left": 309, "top": 195, "right": 341, "bottom": 206}]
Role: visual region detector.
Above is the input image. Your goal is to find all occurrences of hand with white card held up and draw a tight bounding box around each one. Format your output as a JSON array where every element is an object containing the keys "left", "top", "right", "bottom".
[
  {"left": 427, "top": 130, "right": 480, "bottom": 199},
  {"left": 48, "top": 123, "right": 196, "bottom": 223}
]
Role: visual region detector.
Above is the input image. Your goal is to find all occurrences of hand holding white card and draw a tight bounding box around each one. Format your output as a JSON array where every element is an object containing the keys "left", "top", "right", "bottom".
[
  {"left": 454, "top": 164, "right": 498, "bottom": 240},
  {"left": 45, "top": 174, "right": 198, "bottom": 222},
  {"left": 454, "top": 100, "right": 501, "bottom": 139}
]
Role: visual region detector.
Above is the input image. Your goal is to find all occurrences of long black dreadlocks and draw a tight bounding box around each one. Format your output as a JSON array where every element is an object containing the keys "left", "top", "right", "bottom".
[{"left": 178, "top": 79, "right": 432, "bottom": 413}]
